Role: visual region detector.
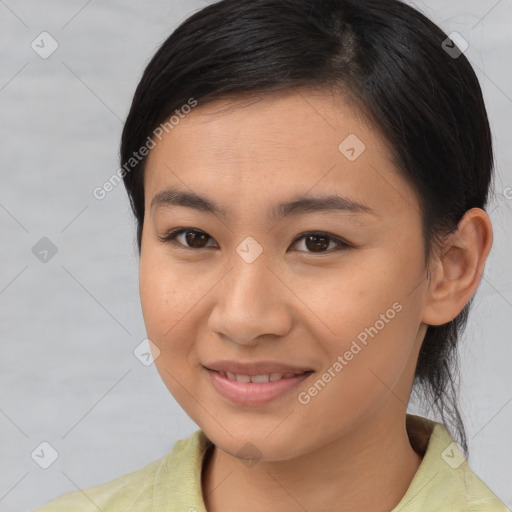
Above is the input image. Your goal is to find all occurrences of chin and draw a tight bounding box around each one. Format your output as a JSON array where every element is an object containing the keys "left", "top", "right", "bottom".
[{"left": 201, "top": 421, "right": 311, "bottom": 463}]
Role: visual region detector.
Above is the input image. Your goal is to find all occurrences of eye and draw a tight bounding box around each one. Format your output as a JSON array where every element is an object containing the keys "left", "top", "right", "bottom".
[
  {"left": 290, "top": 231, "right": 352, "bottom": 253},
  {"left": 157, "top": 228, "right": 217, "bottom": 249},
  {"left": 158, "top": 228, "right": 352, "bottom": 254}
]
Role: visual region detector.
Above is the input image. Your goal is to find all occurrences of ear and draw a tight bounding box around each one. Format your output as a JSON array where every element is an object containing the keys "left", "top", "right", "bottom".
[{"left": 421, "top": 208, "right": 493, "bottom": 326}]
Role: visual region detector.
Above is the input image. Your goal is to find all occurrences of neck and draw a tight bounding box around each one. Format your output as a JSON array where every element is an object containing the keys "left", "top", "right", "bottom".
[{"left": 201, "top": 410, "right": 423, "bottom": 512}]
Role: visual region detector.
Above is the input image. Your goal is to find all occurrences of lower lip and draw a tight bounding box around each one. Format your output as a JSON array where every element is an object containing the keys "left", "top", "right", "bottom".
[{"left": 205, "top": 368, "right": 313, "bottom": 406}]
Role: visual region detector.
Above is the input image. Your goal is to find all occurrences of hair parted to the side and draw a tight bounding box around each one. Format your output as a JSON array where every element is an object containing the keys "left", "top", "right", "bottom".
[{"left": 120, "top": 0, "right": 494, "bottom": 457}]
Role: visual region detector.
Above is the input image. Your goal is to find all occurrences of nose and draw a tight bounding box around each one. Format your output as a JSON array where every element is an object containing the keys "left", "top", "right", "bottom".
[{"left": 208, "top": 248, "right": 293, "bottom": 346}]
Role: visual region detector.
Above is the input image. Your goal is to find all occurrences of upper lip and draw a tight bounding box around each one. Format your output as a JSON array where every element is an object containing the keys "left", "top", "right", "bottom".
[{"left": 203, "top": 360, "right": 314, "bottom": 376}]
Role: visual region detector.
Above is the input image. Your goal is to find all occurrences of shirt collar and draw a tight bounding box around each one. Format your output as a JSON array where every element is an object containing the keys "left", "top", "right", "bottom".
[{"left": 152, "top": 414, "right": 502, "bottom": 512}]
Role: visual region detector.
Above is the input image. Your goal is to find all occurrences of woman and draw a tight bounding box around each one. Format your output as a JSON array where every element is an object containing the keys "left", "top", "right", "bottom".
[{"left": 34, "top": 0, "right": 509, "bottom": 510}]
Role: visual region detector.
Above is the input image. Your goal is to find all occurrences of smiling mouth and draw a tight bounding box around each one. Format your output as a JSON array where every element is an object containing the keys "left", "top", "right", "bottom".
[
  {"left": 204, "top": 367, "right": 315, "bottom": 406},
  {"left": 209, "top": 369, "right": 314, "bottom": 383}
]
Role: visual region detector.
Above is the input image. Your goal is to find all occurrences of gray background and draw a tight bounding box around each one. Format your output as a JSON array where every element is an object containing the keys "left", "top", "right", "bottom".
[{"left": 0, "top": 1, "right": 511, "bottom": 510}]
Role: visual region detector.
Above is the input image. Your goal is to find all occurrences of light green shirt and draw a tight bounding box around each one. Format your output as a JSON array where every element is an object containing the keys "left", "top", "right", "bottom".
[{"left": 33, "top": 414, "right": 509, "bottom": 511}]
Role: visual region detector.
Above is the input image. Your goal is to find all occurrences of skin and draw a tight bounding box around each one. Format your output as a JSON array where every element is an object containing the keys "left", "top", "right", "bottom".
[{"left": 139, "top": 88, "right": 493, "bottom": 512}]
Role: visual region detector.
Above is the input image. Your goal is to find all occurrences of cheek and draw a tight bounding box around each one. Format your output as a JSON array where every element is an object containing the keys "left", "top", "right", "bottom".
[
  {"left": 297, "top": 254, "right": 409, "bottom": 335},
  {"left": 302, "top": 252, "right": 425, "bottom": 398},
  {"left": 139, "top": 250, "right": 197, "bottom": 338},
  {"left": 139, "top": 258, "right": 172, "bottom": 336},
  {"left": 295, "top": 306, "right": 420, "bottom": 435},
  {"left": 138, "top": 248, "right": 216, "bottom": 380},
  {"left": 139, "top": 253, "right": 201, "bottom": 398}
]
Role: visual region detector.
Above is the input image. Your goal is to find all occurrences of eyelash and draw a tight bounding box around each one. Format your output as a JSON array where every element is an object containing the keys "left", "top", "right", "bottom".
[{"left": 157, "top": 228, "right": 352, "bottom": 254}]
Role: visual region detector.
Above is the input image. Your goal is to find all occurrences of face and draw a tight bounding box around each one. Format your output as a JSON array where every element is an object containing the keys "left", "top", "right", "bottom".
[{"left": 139, "top": 89, "right": 430, "bottom": 461}]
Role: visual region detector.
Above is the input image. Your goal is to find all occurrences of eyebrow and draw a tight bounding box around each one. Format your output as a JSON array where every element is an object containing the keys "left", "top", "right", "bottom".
[{"left": 150, "top": 186, "right": 376, "bottom": 220}]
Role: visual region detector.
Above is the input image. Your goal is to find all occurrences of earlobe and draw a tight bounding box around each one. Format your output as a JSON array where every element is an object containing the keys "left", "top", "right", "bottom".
[{"left": 421, "top": 208, "right": 493, "bottom": 326}]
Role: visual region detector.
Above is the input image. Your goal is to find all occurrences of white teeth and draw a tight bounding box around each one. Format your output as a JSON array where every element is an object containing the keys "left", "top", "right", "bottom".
[
  {"left": 251, "top": 374, "right": 270, "bottom": 383},
  {"left": 221, "top": 371, "right": 305, "bottom": 382}
]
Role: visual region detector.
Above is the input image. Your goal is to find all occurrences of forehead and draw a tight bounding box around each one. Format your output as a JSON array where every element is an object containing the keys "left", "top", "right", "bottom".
[
  {"left": 143, "top": 89, "right": 418, "bottom": 222},
  {"left": 154, "top": 90, "right": 377, "bottom": 159}
]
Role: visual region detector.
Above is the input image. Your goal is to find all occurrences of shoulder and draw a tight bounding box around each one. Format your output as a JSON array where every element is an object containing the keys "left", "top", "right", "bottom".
[
  {"left": 399, "top": 415, "right": 510, "bottom": 512},
  {"left": 32, "top": 430, "right": 209, "bottom": 512},
  {"left": 32, "top": 457, "right": 161, "bottom": 512},
  {"left": 429, "top": 421, "right": 509, "bottom": 511}
]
